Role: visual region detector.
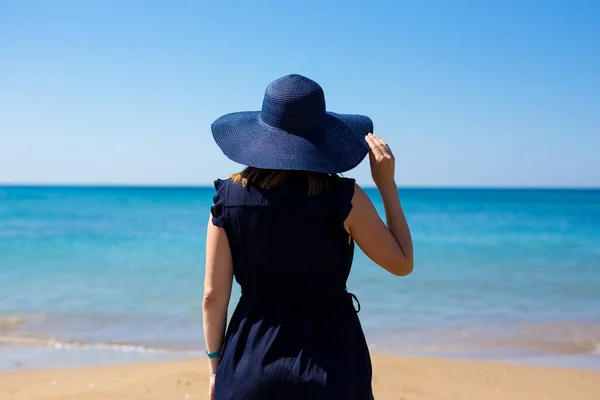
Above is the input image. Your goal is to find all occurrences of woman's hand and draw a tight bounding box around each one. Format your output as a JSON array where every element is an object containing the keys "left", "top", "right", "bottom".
[
  {"left": 365, "top": 133, "right": 395, "bottom": 188},
  {"left": 209, "top": 373, "right": 216, "bottom": 399}
]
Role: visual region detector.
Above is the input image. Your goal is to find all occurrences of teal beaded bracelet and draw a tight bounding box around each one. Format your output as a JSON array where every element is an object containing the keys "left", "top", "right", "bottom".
[{"left": 206, "top": 350, "right": 222, "bottom": 359}]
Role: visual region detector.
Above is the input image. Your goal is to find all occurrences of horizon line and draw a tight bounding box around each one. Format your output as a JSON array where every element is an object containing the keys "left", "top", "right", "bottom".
[{"left": 1, "top": 183, "right": 599, "bottom": 190}]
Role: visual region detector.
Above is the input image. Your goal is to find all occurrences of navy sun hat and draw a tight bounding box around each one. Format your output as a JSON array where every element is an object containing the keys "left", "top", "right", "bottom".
[{"left": 211, "top": 74, "right": 373, "bottom": 174}]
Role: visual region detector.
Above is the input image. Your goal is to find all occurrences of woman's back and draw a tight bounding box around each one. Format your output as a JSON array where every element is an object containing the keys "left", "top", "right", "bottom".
[{"left": 212, "top": 176, "right": 355, "bottom": 293}]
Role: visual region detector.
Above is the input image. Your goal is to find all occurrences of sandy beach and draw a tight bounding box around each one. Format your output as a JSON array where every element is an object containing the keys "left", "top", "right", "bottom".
[{"left": 0, "top": 354, "right": 598, "bottom": 400}]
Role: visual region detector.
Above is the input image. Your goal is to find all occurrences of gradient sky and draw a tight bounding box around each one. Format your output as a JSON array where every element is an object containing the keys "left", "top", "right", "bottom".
[{"left": 1, "top": 0, "right": 599, "bottom": 187}]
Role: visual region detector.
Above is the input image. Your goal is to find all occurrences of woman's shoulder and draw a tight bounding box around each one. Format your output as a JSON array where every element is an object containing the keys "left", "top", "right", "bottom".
[
  {"left": 213, "top": 177, "right": 271, "bottom": 207},
  {"left": 334, "top": 176, "right": 357, "bottom": 197},
  {"left": 336, "top": 176, "right": 355, "bottom": 184},
  {"left": 213, "top": 177, "right": 229, "bottom": 189}
]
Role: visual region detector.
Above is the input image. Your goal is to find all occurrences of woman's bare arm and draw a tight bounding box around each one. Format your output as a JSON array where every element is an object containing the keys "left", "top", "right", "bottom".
[
  {"left": 202, "top": 216, "right": 234, "bottom": 375},
  {"left": 346, "top": 134, "right": 413, "bottom": 276}
]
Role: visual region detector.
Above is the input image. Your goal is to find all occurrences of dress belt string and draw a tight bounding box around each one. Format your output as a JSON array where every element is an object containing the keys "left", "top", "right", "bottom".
[{"left": 347, "top": 291, "right": 361, "bottom": 313}]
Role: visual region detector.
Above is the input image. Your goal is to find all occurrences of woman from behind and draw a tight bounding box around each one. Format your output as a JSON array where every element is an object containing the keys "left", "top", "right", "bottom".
[{"left": 203, "top": 74, "right": 413, "bottom": 399}]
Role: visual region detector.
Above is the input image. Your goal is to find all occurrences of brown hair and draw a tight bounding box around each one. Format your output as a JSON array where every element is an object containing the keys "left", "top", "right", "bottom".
[{"left": 230, "top": 167, "right": 340, "bottom": 195}]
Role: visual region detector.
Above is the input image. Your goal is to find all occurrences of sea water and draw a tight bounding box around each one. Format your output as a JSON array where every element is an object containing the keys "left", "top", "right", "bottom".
[{"left": 1, "top": 186, "right": 599, "bottom": 370}]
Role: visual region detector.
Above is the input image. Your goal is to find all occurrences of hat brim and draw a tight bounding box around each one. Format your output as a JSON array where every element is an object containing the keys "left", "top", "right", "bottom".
[{"left": 211, "top": 111, "right": 372, "bottom": 173}]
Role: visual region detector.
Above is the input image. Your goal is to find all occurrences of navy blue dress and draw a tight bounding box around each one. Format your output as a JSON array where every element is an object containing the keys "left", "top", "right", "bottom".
[{"left": 211, "top": 177, "right": 374, "bottom": 399}]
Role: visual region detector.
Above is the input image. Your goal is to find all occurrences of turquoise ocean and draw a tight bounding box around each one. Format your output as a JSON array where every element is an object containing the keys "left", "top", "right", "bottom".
[{"left": 1, "top": 185, "right": 599, "bottom": 371}]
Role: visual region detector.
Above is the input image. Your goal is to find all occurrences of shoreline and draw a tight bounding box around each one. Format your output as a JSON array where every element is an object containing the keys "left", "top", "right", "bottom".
[
  {"left": 2, "top": 342, "right": 600, "bottom": 374},
  {"left": 3, "top": 314, "right": 600, "bottom": 372},
  {"left": 1, "top": 354, "right": 599, "bottom": 400}
]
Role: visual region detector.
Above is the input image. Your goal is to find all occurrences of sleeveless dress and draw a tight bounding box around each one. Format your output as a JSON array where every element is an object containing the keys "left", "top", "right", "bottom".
[{"left": 211, "top": 177, "right": 374, "bottom": 399}]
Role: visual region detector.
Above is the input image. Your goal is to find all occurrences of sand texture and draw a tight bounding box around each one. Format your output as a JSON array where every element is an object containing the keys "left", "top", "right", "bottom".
[{"left": 1, "top": 354, "right": 599, "bottom": 400}]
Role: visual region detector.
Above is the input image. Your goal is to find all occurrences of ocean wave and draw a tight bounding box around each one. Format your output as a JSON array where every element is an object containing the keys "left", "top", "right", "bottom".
[
  {"left": 0, "top": 314, "right": 203, "bottom": 355},
  {"left": 0, "top": 315, "right": 30, "bottom": 333},
  {"left": 0, "top": 335, "right": 203, "bottom": 355}
]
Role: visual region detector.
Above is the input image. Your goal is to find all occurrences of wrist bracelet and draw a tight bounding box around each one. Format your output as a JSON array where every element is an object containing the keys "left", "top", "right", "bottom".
[{"left": 206, "top": 350, "right": 222, "bottom": 359}]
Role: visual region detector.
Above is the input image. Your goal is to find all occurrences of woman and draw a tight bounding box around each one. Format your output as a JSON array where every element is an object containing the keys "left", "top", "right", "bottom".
[{"left": 203, "top": 74, "right": 413, "bottom": 399}]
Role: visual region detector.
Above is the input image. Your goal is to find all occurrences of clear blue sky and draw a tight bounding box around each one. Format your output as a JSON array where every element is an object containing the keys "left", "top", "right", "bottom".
[{"left": 1, "top": 0, "right": 599, "bottom": 187}]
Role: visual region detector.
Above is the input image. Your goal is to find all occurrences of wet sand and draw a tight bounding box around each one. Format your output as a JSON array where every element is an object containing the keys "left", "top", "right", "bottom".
[{"left": 1, "top": 354, "right": 599, "bottom": 400}]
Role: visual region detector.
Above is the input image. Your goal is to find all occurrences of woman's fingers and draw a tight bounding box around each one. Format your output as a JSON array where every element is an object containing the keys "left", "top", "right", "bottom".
[
  {"left": 374, "top": 135, "right": 387, "bottom": 146},
  {"left": 373, "top": 135, "right": 393, "bottom": 157},
  {"left": 366, "top": 134, "right": 384, "bottom": 160},
  {"left": 366, "top": 134, "right": 376, "bottom": 162},
  {"left": 367, "top": 134, "right": 392, "bottom": 159}
]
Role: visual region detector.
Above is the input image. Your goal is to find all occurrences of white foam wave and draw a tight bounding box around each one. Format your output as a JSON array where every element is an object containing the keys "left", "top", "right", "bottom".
[{"left": 0, "top": 335, "right": 203, "bottom": 356}]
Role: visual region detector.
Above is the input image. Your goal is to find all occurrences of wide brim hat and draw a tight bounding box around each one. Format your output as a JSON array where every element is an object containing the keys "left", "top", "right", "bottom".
[{"left": 211, "top": 74, "right": 373, "bottom": 174}]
